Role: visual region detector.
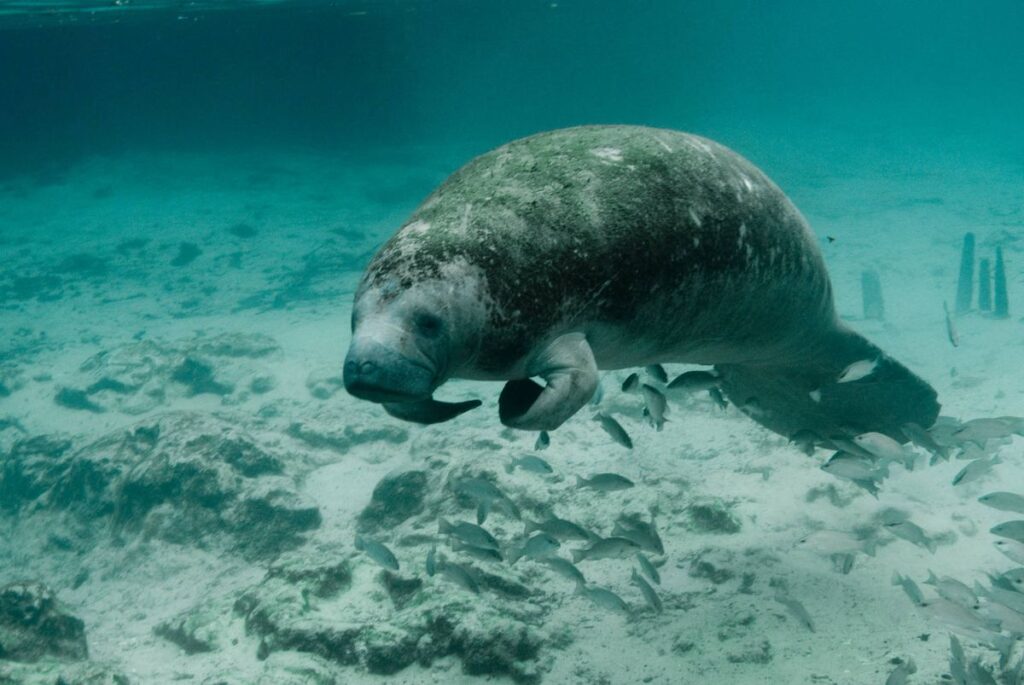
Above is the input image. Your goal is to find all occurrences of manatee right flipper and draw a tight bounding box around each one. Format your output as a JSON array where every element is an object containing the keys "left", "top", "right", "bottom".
[
  {"left": 383, "top": 397, "right": 482, "bottom": 424},
  {"left": 716, "top": 325, "right": 940, "bottom": 443}
]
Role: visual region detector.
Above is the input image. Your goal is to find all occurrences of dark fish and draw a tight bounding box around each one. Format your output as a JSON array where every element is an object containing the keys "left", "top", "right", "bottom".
[
  {"left": 509, "top": 533, "right": 560, "bottom": 563},
  {"left": 534, "top": 430, "right": 550, "bottom": 451},
  {"left": 667, "top": 370, "right": 719, "bottom": 392},
  {"left": 943, "top": 300, "right": 959, "bottom": 348},
  {"left": 630, "top": 569, "right": 663, "bottom": 613},
  {"left": 571, "top": 536, "right": 640, "bottom": 563},
  {"left": 612, "top": 516, "right": 664, "bottom": 555},
  {"left": 524, "top": 516, "right": 595, "bottom": 542},
  {"left": 426, "top": 545, "right": 437, "bottom": 577},
  {"left": 621, "top": 373, "right": 640, "bottom": 393},
  {"left": 438, "top": 518, "right": 500, "bottom": 551},
  {"left": 640, "top": 383, "right": 668, "bottom": 431},
  {"left": 708, "top": 387, "right": 728, "bottom": 409},
  {"left": 645, "top": 364, "right": 668, "bottom": 384}
]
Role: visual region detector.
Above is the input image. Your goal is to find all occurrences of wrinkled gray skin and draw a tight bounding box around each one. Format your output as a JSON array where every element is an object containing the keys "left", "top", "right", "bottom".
[{"left": 344, "top": 125, "right": 938, "bottom": 440}]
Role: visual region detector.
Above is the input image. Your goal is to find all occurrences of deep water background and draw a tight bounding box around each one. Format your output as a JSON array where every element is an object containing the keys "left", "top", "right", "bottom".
[{"left": 2, "top": 0, "right": 1023, "bottom": 185}]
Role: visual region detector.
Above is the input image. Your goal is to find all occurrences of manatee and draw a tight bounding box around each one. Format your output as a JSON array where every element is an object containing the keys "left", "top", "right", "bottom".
[{"left": 343, "top": 125, "right": 939, "bottom": 440}]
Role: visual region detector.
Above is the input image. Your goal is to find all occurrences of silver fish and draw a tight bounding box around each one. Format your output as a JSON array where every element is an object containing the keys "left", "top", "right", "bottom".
[
  {"left": 993, "top": 568, "right": 1024, "bottom": 590},
  {"left": 636, "top": 552, "right": 661, "bottom": 585},
  {"left": 952, "top": 455, "right": 1001, "bottom": 486},
  {"left": 990, "top": 520, "right": 1024, "bottom": 545},
  {"left": 949, "top": 635, "right": 968, "bottom": 685},
  {"left": 891, "top": 572, "right": 925, "bottom": 606},
  {"left": 852, "top": 431, "right": 906, "bottom": 461},
  {"left": 836, "top": 358, "right": 878, "bottom": 383},
  {"left": 576, "top": 473, "right": 634, "bottom": 492},
  {"left": 509, "top": 532, "right": 560, "bottom": 563},
  {"left": 506, "top": 455, "right": 553, "bottom": 475},
  {"left": 534, "top": 430, "right": 550, "bottom": 450},
  {"left": 954, "top": 417, "right": 1022, "bottom": 446},
  {"left": 452, "top": 541, "right": 504, "bottom": 563},
  {"left": 925, "top": 570, "right": 978, "bottom": 608},
  {"left": 645, "top": 364, "right": 668, "bottom": 384},
  {"left": 630, "top": 569, "right": 663, "bottom": 613},
  {"left": 921, "top": 597, "right": 1000, "bottom": 633},
  {"left": 576, "top": 584, "right": 630, "bottom": 613},
  {"left": 621, "top": 373, "right": 640, "bottom": 393},
  {"left": 439, "top": 561, "right": 479, "bottom": 594},
  {"left": 640, "top": 383, "right": 668, "bottom": 431},
  {"left": 355, "top": 534, "right": 399, "bottom": 571},
  {"left": 994, "top": 539, "right": 1024, "bottom": 565},
  {"left": 571, "top": 536, "right": 640, "bottom": 563},
  {"left": 884, "top": 520, "right": 937, "bottom": 553},
  {"left": 540, "top": 557, "right": 586, "bottom": 585},
  {"left": 795, "top": 529, "right": 877, "bottom": 557},
  {"left": 820, "top": 452, "right": 888, "bottom": 482},
  {"left": 452, "top": 477, "right": 520, "bottom": 523},
  {"left": 438, "top": 518, "right": 501, "bottom": 551},
  {"left": 667, "top": 370, "right": 719, "bottom": 392},
  {"left": 524, "top": 516, "right": 595, "bottom": 542},
  {"left": 594, "top": 412, "right": 633, "bottom": 449},
  {"left": 774, "top": 593, "right": 815, "bottom": 632},
  {"left": 884, "top": 658, "right": 916, "bottom": 685},
  {"left": 978, "top": 491, "right": 1024, "bottom": 514},
  {"left": 612, "top": 516, "right": 664, "bottom": 555}
]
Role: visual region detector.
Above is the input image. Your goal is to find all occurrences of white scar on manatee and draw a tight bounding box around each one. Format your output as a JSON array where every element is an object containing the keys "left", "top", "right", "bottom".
[{"left": 591, "top": 147, "right": 623, "bottom": 162}]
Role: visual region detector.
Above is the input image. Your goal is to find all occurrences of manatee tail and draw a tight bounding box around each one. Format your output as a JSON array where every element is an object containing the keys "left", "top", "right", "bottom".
[{"left": 715, "top": 325, "right": 939, "bottom": 444}]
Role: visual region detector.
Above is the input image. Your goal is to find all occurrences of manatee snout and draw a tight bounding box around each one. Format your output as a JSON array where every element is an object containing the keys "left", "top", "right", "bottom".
[{"left": 343, "top": 340, "right": 434, "bottom": 403}]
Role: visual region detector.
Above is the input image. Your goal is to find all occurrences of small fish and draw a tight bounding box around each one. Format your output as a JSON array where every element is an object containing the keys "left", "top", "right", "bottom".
[
  {"left": 640, "top": 383, "right": 668, "bottom": 431},
  {"left": 820, "top": 451, "right": 888, "bottom": 482},
  {"left": 921, "top": 597, "right": 1000, "bottom": 633},
  {"left": 977, "top": 582, "right": 1024, "bottom": 615},
  {"left": 949, "top": 635, "right": 968, "bottom": 685},
  {"left": 901, "top": 421, "right": 949, "bottom": 462},
  {"left": 925, "top": 570, "right": 978, "bottom": 608},
  {"left": 575, "top": 473, "right": 635, "bottom": 492},
  {"left": 645, "top": 364, "right": 668, "bottom": 384},
  {"left": 509, "top": 532, "right": 560, "bottom": 563},
  {"left": 630, "top": 569, "right": 663, "bottom": 613},
  {"left": 884, "top": 520, "right": 937, "bottom": 553},
  {"left": 438, "top": 518, "right": 501, "bottom": 551},
  {"left": 667, "top": 370, "right": 719, "bottom": 392},
  {"left": 594, "top": 412, "right": 633, "bottom": 449},
  {"left": 884, "top": 658, "right": 916, "bottom": 685},
  {"left": 774, "top": 593, "right": 815, "bottom": 632},
  {"left": 789, "top": 429, "right": 820, "bottom": 456},
  {"left": 952, "top": 455, "right": 1001, "bottom": 486},
  {"left": 994, "top": 539, "right": 1024, "bottom": 565},
  {"left": 438, "top": 561, "right": 479, "bottom": 594},
  {"left": 954, "top": 417, "right": 1022, "bottom": 446},
  {"left": 990, "top": 520, "right": 1024, "bottom": 545},
  {"left": 534, "top": 430, "right": 550, "bottom": 451},
  {"left": 993, "top": 567, "right": 1024, "bottom": 590},
  {"left": 355, "top": 534, "right": 399, "bottom": 571},
  {"left": 452, "top": 541, "right": 504, "bottom": 563},
  {"left": 506, "top": 455, "right": 553, "bottom": 475},
  {"left": 836, "top": 358, "right": 878, "bottom": 384},
  {"left": 452, "top": 477, "right": 520, "bottom": 523},
  {"left": 891, "top": 572, "right": 925, "bottom": 606},
  {"left": 636, "top": 552, "right": 661, "bottom": 585},
  {"left": 708, "top": 386, "right": 728, "bottom": 409},
  {"left": 852, "top": 431, "right": 906, "bottom": 462},
  {"left": 540, "top": 557, "right": 586, "bottom": 585},
  {"left": 612, "top": 516, "right": 664, "bottom": 555},
  {"left": 943, "top": 301, "right": 959, "bottom": 348},
  {"left": 425, "top": 545, "right": 437, "bottom": 576},
  {"left": 571, "top": 536, "right": 641, "bottom": 563},
  {"left": 575, "top": 583, "right": 630, "bottom": 613},
  {"left": 621, "top": 373, "right": 640, "bottom": 393},
  {"left": 524, "top": 516, "right": 595, "bottom": 542},
  {"left": 795, "top": 529, "right": 877, "bottom": 557}
]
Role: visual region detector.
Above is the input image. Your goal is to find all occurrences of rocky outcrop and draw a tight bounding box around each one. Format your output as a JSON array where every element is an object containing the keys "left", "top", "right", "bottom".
[
  {"left": 0, "top": 581, "right": 87, "bottom": 663},
  {"left": 4, "top": 413, "right": 320, "bottom": 559}
]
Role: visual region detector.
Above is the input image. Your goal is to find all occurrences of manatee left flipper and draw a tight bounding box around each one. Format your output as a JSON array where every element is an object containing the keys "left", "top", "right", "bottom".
[
  {"left": 499, "top": 333, "right": 598, "bottom": 431},
  {"left": 383, "top": 397, "right": 482, "bottom": 424}
]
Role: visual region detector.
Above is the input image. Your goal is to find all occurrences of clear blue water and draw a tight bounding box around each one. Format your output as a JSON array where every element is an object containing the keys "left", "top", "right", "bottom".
[{"left": 1, "top": 2, "right": 1023, "bottom": 683}]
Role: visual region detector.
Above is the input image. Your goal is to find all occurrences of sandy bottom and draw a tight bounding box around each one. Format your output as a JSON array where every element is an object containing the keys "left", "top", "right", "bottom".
[{"left": 0, "top": 139, "right": 1022, "bottom": 683}]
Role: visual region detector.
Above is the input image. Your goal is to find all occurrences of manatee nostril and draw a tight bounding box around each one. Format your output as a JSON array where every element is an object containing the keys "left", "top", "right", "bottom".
[{"left": 358, "top": 360, "right": 377, "bottom": 375}]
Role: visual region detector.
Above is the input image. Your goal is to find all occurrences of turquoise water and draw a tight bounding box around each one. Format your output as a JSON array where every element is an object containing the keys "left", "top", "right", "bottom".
[{"left": 1, "top": 2, "right": 1023, "bottom": 683}]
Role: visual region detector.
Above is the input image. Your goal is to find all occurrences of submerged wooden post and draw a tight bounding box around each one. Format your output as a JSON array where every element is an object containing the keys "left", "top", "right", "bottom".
[
  {"left": 978, "top": 258, "right": 992, "bottom": 311},
  {"left": 994, "top": 246, "right": 1009, "bottom": 318},
  {"left": 861, "top": 270, "right": 884, "bottom": 320},
  {"left": 955, "top": 232, "right": 975, "bottom": 315}
]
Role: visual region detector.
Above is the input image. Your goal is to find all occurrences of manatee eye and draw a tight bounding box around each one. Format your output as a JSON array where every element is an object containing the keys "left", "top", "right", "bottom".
[{"left": 414, "top": 312, "right": 443, "bottom": 338}]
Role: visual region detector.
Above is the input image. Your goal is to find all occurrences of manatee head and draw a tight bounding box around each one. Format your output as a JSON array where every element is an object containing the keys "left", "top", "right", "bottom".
[{"left": 343, "top": 257, "right": 487, "bottom": 407}]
